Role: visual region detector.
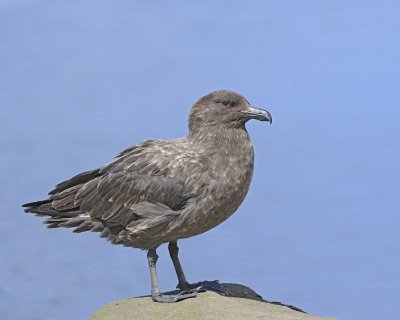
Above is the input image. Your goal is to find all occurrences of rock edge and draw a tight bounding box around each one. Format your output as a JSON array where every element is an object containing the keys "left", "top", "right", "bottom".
[{"left": 91, "top": 289, "right": 334, "bottom": 320}]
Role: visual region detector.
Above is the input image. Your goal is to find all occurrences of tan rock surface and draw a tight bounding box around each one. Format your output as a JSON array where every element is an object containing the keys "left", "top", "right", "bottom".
[{"left": 91, "top": 291, "right": 334, "bottom": 320}]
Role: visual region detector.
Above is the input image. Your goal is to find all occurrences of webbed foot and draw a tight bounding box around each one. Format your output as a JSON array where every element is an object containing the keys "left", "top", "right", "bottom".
[{"left": 152, "top": 291, "right": 197, "bottom": 303}]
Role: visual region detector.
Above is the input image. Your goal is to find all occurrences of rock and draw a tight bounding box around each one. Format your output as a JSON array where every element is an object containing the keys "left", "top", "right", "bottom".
[{"left": 91, "top": 283, "right": 334, "bottom": 320}]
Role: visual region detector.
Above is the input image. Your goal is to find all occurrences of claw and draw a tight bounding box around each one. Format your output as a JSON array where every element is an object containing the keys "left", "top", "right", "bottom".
[{"left": 152, "top": 291, "right": 197, "bottom": 303}]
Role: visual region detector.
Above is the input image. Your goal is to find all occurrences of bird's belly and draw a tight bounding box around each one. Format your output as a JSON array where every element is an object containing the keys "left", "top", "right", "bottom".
[
  {"left": 208, "top": 182, "right": 251, "bottom": 229},
  {"left": 172, "top": 168, "right": 253, "bottom": 240}
]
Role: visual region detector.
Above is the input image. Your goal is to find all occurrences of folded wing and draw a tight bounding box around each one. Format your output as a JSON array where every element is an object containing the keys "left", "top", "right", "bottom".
[{"left": 24, "top": 140, "right": 204, "bottom": 248}]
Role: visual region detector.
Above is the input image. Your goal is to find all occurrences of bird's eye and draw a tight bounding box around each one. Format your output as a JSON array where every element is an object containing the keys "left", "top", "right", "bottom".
[{"left": 223, "top": 100, "right": 230, "bottom": 106}]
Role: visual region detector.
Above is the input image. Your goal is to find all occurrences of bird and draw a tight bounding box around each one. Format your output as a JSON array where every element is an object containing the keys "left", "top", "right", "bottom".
[{"left": 23, "top": 90, "right": 272, "bottom": 303}]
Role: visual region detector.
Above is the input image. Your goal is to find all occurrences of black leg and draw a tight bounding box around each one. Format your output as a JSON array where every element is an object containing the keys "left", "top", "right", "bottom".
[
  {"left": 168, "top": 241, "right": 189, "bottom": 290},
  {"left": 168, "top": 241, "right": 224, "bottom": 295},
  {"left": 147, "top": 248, "right": 196, "bottom": 303}
]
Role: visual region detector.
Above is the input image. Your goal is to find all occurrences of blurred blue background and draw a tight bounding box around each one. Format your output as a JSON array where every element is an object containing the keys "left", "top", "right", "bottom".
[{"left": 1, "top": 1, "right": 399, "bottom": 319}]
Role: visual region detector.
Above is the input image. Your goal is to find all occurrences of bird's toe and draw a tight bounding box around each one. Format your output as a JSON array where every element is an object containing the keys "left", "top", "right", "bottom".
[{"left": 152, "top": 291, "right": 197, "bottom": 303}]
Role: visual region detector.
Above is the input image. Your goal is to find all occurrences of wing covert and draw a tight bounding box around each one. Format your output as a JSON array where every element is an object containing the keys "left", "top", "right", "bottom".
[{"left": 73, "top": 140, "right": 201, "bottom": 228}]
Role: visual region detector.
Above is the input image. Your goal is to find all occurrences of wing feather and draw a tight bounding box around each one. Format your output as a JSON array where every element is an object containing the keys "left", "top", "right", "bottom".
[
  {"left": 25, "top": 139, "right": 209, "bottom": 246},
  {"left": 79, "top": 140, "right": 202, "bottom": 231}
]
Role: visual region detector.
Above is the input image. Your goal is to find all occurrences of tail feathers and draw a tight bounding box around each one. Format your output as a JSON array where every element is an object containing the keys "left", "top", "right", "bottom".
[
  {"left": 24, "top": 199, "right": 127, "bottom": 243},
  {"left": 24, "top": 199, "right": 101, "bottom": 234},
  {"left": 44, "top": 216, "right": 103, "bottom": 233},
  {"left": 43, "top": 216, "right": 116, "bottom": 239},
  {"left": 22, "top": 199, "right": 51, "bottom": 209},
  {"left": 23, "top": 199, "right": 80, "bottom": 218}
]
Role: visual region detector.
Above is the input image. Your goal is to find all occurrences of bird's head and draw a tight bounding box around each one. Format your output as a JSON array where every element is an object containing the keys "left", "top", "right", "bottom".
[{"left": 188, "top": 90, "right": 272, "bottom": 134}]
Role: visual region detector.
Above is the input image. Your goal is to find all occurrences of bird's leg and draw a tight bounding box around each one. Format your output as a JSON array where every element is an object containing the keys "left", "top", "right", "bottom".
[
  {"left": 147, "top": 248, "right": 196, "bottom": 303},
  {"left": 168, "top": 241, "right": 224, "bottom": 295},
  {"left": 147, "top": 249, "right": 161, "bottom": 298},
  {"left": 168, "top": 241, "right": 189, "bottom": 290}
]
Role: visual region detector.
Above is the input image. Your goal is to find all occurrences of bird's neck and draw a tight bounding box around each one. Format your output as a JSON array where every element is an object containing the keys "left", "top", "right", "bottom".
[
  {"left": 188, "top": 128, "right": 254, "bottom": 172},
  {"left": 189, "top": 126, "right": 246, "bottom": 144}
]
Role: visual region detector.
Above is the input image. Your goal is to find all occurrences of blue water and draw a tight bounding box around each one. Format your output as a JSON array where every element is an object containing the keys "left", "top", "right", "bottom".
[{"left": 1, "top": 1, "right": 399, "bottom": 319}]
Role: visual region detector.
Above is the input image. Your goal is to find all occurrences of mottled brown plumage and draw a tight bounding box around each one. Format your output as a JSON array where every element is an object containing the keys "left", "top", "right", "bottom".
[{"left": 23, "top": 90, "right": 271, "bottom": 302}]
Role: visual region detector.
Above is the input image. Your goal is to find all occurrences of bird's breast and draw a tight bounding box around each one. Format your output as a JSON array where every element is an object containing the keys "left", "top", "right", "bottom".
[
  {"left": 181, "top": 130, "right": 255, "bottom": 236},
  {"left": 210, "top": 139, "right": 254, "bottom": 220}
]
